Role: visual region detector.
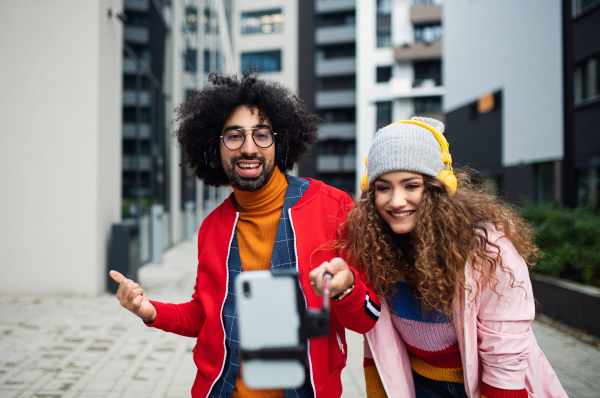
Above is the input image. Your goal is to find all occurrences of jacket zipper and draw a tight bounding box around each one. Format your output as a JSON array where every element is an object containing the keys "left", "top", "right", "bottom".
[
  {"left": 206, "top": 212, "right": 239, "bottom": 398},
  {"left": 336, "top": 332, "right": 345, "bottom": 355},
  {"left": 288, "top": 208, "right": 317, "bottom": 396}
]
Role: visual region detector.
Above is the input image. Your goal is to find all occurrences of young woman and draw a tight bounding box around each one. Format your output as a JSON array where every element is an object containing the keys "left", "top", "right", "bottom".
[{"left": 331, "top": 117, "right": 567, "bottom": 397}]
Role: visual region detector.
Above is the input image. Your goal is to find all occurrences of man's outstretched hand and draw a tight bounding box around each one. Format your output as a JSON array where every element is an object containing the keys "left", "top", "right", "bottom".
[{"left": 109, "top": 270, "right": 157, "bottom": 323}]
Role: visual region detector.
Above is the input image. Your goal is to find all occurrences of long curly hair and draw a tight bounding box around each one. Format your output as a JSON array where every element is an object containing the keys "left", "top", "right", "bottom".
[
  {"left": 174, "top": 70, "right": 321, "bottom": 186},
  {"left": 338, "top": 169, "right": 539, "bottom": 318}
]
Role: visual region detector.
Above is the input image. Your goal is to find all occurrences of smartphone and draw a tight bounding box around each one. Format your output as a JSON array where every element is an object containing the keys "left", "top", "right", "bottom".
[{"left": 235, "top": 270, "right": 306, "bottom": 389}]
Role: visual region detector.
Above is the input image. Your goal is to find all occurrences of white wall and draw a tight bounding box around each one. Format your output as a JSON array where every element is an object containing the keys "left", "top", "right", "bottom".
[
  {"left": 233, "top": 0, "right": 299, "bottom": 92},
  {"left": 0, "top": 0, "right": 123, "bottom": 296},
  {"left": 443, "top": 0, "right": 563, "bottom": 166}
]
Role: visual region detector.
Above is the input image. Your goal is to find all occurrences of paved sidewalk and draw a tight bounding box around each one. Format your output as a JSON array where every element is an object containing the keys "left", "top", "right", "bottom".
[{"left": 2, "top": 240, "right": 600, "bottom": 398}]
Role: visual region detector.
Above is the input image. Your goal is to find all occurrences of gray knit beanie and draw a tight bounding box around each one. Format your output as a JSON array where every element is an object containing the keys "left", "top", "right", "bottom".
[{"left": 365, "top": 116, "right": 448, "bottom": 186}]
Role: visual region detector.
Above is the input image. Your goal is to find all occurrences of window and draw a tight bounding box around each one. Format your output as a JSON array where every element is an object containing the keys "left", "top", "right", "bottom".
[
  {"left": 241, "top": 50, "right": 281, "bottom": 72},
  {"left": 377, "top": 0, "right": 392, "bottom": 15},
  {"left": 414, "top": 24, "right": 442, "bottom": 44},
  {"left": 376, "top": 66, "right": 392, "bottom": 83},
  {"left": 125, "top": 11, "right": 148, "bottom": 27},
  {"left": 573, "top": 0, "right": 600, "bottom": 16},
  {"left": 241, "top": 9, "right": 283, "bottom": 34},
  {"left": 317, "top": 76, "right": 356, "bottom": 91},
  {"left": 413, "top": 0, "right": 443, "bottom": 6},
  {"left": 376, "top": 101, "right": 392, "bottom": 129},
  {"left": 413, "top": 60, "right": 442, "bottom": 87},
  {"left": 204, "top": 50, "right": 210, "bottom": 73},
  {"left": 316, "top": 11, "right": 355, "bottom": 27},
  {"left": 185, "top": 48, "right": 197, "bottom": 72},
  {"left": 376, "top": 27, "right": 391, "bottom": 48},
  {"left": 318, "top": 108, "right": 356, "bottom": 123},
  {"left": 316, "top": 140, "right": 355, "bottom": 156},
  {"left": 183, "top": 6, "right": 198, "bottom": 32},
  {"left": 315, "top": 43, "right": 355, "bottom": 60},
  {"left": 574, "top": 57, "right": 599, "bottom": 104},
  {"left": 203, "top": 8, "right": 211, "bottom": 33},
  {"left": 414, "top": 96, "right": 442, "bottom": 113}
]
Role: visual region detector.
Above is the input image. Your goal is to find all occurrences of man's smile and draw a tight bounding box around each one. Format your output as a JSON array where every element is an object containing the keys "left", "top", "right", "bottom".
[{"left": 235, "top": 160, "right": 262, "bottom": 178}]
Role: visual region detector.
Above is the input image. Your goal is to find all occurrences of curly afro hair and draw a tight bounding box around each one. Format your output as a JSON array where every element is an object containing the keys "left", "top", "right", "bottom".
[{"left": 173, "top": 70, "right": 321, "bottom": 186}]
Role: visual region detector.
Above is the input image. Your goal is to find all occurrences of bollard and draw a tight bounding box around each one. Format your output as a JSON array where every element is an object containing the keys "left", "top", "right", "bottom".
[
  {"left": 185, "top": 200, "right": 196, "bottom": 241},
  {"left": 151, "top": 204, "right": 164, "bottom": 264}
]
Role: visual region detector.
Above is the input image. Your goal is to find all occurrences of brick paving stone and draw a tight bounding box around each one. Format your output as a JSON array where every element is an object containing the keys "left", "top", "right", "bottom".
[{"left": 2, "top": 239, "right": 600, "bottom": 397}]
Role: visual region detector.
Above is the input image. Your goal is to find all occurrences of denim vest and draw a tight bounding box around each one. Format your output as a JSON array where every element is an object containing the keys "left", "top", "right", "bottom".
[{"left": 209, "top": 176, "right": 313, "bottom": 398}]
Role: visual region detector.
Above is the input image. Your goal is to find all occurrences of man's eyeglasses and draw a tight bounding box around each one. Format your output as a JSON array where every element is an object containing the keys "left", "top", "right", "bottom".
[{"left": 220, "top": 127, "right": 277, "bottom": 150}]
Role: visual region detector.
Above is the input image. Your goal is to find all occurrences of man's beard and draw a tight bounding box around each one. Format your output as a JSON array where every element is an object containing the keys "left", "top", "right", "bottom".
[{"left": 223, "top": 155, "right": 276, "bottom": 191}]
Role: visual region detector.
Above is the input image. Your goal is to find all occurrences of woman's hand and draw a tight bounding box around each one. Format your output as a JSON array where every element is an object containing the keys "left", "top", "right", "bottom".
[{"left": 309, "top": 257, "right": 355, "bottom": 298}]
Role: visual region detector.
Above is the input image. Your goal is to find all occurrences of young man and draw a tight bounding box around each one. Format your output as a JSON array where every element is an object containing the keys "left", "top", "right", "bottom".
[{"left": 110, "top": 71, "right": 381, "bottom": 398}]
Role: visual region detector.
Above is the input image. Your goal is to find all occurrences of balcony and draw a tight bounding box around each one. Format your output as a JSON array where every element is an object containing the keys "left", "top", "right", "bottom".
[
  {"left": 123, "top": 123, "right": 152, "bottom": 139},
  {"left": 124, "top": 26, "right": 150, "bottom": 44},
  {"left": 122, "top": 155, "right": 152, "bottom": 171},
  {"left": 410, "top": 5, "right": 442, "bottom": 24},
  {"left": 316, "top": 89, "right": 356, "bottom": 108},
  {"left": 394, "top": 40, "right": 442, "bottom": 61},
  {"left": 315, "top": 0, "right": 355, "bottom": 13},
  {"left": 123, "top": 90, "right": 152, "bottom": 107},
  {"left": 318, "top": 122, "right": 356, "bottom": 140},
  {"left": 416, "top": 113, "right": 445, "bottom": 124},
  {"left": 389, "top": 77, "right": 445, "bottom": 98},
  {"left": 316, "top": 154, "right": 356, "bottom": 173},
  {"left": 124, "top": 0, "right": 150, "bottom": 12},
  {"left": 315, "top": 57, "right": 356, "bottom": 76},
  {"left": 123, "top": 58, "right": 151, "bottom": 75},
  {"left": 315, "top": 25, "right": 356, "bottom": 45}
]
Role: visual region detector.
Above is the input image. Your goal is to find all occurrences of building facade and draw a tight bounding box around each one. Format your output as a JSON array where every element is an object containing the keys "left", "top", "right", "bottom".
[
  {"left": 0, "top": 0, "right": 236, "bottom": 296},
  {"left": 564, "top": 0, "right": 600, "bottom": 208},
  {"left": 443, "top": 0, "right": 583, "bottom": 205},
  {"left": 0, "top": 0, "right": 123, "bottom": 295},
  {"left": 355, "top": 0, "right": 444, "bottom": 194}
]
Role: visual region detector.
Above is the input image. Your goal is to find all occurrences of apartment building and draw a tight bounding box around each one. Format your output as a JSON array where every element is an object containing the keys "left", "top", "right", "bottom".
[
  {"left": 121, "top": 0, "right": 235, "bottom": 264},
  {"left": 233, "top": 1, "right": 299, "bottom": 93},
  {"left": 356, "top": 0, "right": 444, "bottom": 193},
  {"left": 442, "top": 0, "right": 589, "bottom": 206},
  {"left": 564, "top": 0, "right": 600, "bottom": 208},
  {"left": 310, "top": 0, "right": 358, "bottom": 195}
]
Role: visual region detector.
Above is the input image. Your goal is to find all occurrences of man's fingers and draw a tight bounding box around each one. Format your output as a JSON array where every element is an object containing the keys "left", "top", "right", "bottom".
[
  {"left": 128, "top": 287, "right": 144, "bottom": 302},
  {"left": 132, "top": 294, "right": 143, "bottom": 308},
  {"left": 109, "top": 270, "right": 124, "bottom": 283}
]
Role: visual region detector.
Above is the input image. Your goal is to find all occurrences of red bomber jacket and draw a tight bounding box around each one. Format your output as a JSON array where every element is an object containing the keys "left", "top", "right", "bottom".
[{"left": 146, "top": 179, "right": 381, "bottom": 398}]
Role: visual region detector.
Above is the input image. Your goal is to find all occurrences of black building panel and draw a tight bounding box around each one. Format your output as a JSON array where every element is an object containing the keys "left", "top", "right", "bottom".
[
  {"left": 504, "top": 163, "right": 535, "bottom": 205},
  {"left": 573, "top": 6, "right": 600, "bottom": 62},
  {"left": 444, "top": 93, "right": 503, "bottom": 175},
  {"left": 574, "top": 102, "right": 600, "bottom": 168}
]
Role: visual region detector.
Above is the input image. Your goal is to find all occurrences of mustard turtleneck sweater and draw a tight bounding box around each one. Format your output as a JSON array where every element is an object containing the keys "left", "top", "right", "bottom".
[
  {"left": 231, "top": 166, "right": 288, "bottom": 272},
  {"left": 231, "top": 167, "right": 288, "bottom": 398}
]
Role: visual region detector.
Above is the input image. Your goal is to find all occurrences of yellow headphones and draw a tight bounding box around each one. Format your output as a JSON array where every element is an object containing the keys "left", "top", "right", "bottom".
[{"left": 360, "top": 120, "right": 457, "bottom": 194}]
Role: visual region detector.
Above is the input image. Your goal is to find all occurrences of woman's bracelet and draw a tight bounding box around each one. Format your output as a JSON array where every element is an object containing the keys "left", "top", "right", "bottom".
[{"left": 332, "top": 284, "right": 355, "bottom": 301}]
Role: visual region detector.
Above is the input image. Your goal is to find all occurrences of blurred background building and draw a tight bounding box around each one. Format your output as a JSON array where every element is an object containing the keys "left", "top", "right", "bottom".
[{"left": 0, "top": 0, "right": 598, "bottom": 296}]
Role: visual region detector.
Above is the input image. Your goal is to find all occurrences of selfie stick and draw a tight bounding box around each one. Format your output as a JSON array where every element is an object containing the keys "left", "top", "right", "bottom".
[{"left": 322, "top": 272, "right": 332, "bottom": 312}]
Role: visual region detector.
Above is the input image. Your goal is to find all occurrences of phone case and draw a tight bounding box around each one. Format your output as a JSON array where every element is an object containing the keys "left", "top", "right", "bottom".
[{"left": 235, "top": 270, "right": 306, "bottom": 389}]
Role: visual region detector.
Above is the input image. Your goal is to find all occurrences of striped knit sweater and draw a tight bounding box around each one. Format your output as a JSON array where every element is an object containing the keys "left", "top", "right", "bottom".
[
  {"left": 363, "top": 234, "right": 527, "bottom": 398},
  {"left": 364, "top": 281, "right": 527, "bottom": 397}
]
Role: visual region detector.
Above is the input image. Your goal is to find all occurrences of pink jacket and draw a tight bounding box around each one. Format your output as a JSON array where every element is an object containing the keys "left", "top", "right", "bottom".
[{"left": 364, "top": 228, "right": 568, "bottom": 398}]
